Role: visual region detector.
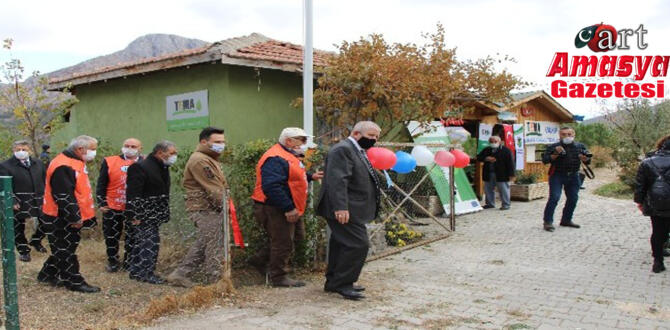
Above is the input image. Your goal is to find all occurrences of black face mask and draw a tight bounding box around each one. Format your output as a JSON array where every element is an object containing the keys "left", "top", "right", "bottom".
[{"left": 358, "top": 136, "right": 377, "bottom": 150}]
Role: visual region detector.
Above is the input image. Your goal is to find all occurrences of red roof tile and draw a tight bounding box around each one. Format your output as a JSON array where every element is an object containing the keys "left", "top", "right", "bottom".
[{"left": 227, "top": 40, "right": 330, "bottom": 67}]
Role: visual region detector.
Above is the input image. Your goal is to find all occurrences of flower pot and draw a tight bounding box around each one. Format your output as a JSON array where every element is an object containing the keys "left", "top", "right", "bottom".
[{"left": 510, "top": 182, "right": 548, "bottom": 201}]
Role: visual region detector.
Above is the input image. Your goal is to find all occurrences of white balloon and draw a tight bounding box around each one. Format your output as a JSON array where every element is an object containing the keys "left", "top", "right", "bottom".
[
  {"left": 411, "top": 145, "right": 434, "bottom": 166},
  {"left": 446, "top": 127, "right": 470, "bottom": 144}
]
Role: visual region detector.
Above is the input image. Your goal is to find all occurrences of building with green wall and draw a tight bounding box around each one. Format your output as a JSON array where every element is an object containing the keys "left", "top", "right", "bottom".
[{"left": 49, "top": 33, "right": 328, "bottom": 150}]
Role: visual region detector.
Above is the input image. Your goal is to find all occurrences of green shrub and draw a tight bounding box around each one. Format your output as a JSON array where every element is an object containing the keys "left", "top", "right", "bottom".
[
  {"left": 593, "top": 182, "right": 634, "bottom": 199},
  {"left": 514, "top": 171, "right": 539, "bottom": 184}
]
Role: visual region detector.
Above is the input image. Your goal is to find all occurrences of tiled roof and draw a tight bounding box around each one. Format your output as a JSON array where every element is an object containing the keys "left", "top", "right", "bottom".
[
  {"left": 49, "top": 44, "right": 215, "bottom": 84},
  {"left": 48, "top": 33, "right": 328, "bottom": 89},
  {"left": 227, "top": 40, "right": 330, "bottom": 67}
]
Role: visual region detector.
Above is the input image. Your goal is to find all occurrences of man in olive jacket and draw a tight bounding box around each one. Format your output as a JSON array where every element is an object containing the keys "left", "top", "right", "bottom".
[{"left": 167, "top": 127, "right": 227, "bottom": 287}]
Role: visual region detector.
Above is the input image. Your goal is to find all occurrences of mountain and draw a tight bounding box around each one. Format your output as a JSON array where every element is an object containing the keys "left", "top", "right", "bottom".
[
  {"left": 1, "top": 34, "right": 209, "bottom": 123},
  {"left": 46, "top": 34, "right": 209, "bottom": 80}
]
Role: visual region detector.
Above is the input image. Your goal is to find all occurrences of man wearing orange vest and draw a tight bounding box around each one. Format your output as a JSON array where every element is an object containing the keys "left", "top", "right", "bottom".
[
  {"left": 249, "top": 127, "right": 323, "bottom": 287},
  {"left": 37, "top": 135, "right": 101, "bottom": 293},
  {"left": 96, "top": 138, "right": 143, "bottom": 273}
]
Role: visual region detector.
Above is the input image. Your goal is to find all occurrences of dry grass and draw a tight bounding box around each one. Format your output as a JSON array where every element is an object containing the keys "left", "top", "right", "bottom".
[{"left": 0, "top": 221, "right": 250, "bottom": 329}]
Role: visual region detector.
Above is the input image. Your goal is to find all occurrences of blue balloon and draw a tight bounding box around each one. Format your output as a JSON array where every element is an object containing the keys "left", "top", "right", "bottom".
[{"left": 392, "top": 151, "right": 417, "bottom": 174}]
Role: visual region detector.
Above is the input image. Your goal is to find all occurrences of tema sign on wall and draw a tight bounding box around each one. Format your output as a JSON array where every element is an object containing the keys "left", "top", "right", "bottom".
[{"left": 166, "top": 90, "right": 209, "bottom": 131}]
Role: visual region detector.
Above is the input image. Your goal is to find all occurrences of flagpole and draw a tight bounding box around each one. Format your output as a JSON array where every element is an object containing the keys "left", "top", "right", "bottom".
[{"left": 303, "top": 0, "right": 314, "bottom": 141}]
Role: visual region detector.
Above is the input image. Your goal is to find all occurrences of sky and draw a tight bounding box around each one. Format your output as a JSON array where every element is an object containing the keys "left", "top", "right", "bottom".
[{"left": 1, "top": 0, "right": 669, "bottom": 118}]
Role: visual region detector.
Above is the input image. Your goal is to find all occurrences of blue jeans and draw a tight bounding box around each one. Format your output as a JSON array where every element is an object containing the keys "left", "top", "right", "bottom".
[{"left": 543, "top": 172, "right": 580, "bottom": 224}]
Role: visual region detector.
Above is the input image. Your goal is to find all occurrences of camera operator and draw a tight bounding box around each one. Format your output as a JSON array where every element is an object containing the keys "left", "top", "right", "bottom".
[{"left": 541, "top": 127, "right": 592, "bottom": 232}]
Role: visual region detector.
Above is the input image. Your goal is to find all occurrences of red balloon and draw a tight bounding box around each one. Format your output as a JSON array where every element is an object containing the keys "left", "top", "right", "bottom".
[
  {"left": 366, "top": 147, "right": 397, "bottom": 170},
  {"left": 434, "top": 150, "right": 455, "bottom": 167},
  {"left": 451, "top": 149, "right": 471, "bottom": 168}
]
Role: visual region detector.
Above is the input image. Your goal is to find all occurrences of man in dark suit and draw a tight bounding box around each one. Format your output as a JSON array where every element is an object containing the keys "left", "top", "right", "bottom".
[
  {"left": 317, "top": 121, "right": 381, "bottom": 300},
  {"left": 0, "top": 140, "right": 48, "bottom": 262},
  {"left": 125, "top": 140, "right": 177, "bottom": 284},
  {"left": 476, "top": 135, "right": 515, "bottom": 210}
]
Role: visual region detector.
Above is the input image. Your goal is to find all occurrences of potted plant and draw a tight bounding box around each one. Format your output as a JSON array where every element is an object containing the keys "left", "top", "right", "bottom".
[{"left": 510, "top": 171, "right": 548, "bottom": 201}]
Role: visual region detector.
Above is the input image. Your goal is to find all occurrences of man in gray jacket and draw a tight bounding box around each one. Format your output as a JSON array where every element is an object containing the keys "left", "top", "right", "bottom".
[{"left": 317, "top": 121, "right": 381, "bottom": 300}]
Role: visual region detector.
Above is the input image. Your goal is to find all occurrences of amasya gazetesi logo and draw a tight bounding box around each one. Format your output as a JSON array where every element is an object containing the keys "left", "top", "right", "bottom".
[{"left": 547, "top": 23, "right": 666, "bottom": 98}]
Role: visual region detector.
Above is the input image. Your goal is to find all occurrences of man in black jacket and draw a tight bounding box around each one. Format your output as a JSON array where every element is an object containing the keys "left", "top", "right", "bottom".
[
  {"left": 635, "top": 135, "right": 670, "bottom": 273},
  {"left": 0, "top": 140, "right": 48, "bottom": 262},
  {"left": 541, "top": 127, "right": 592, "bottom": 232},
  {"left": 476, "top": 136, "right": 515, "bottom": 210},
  {"left": 125, "top": 141, "right": 177, "bottom": 284},
  {"left": 317, "top": 121, "right": 381, "bottom": 300}
]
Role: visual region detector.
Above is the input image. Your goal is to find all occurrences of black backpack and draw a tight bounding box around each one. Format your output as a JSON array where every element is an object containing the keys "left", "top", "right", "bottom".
[{"left": 648, "top": 159, "right": 670, "bottom": 212}]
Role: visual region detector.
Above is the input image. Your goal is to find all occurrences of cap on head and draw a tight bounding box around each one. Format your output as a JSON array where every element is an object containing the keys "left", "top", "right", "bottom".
[{"left": 278, "top": 127, "right": 312, "bottom": 143}]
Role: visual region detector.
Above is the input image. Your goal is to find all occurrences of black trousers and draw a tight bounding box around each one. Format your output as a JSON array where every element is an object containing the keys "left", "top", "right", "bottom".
[
  {"left": 14, "top": 214, "right": 46, "bottom": 255},
  {"left": 103, "top": 209, "right": 135, "bottom": 267},
  {"left": 38, "top": 216, "right": 85, "bottom": 287},
  {"left": 128, "top": 221, "right": 160, "bottom": 278},
  {"left": 651, "top": 216, "right": 670, "bottom": 261},
  {"left": 324, "top": 218, "right": 369, "bottom": 290}
]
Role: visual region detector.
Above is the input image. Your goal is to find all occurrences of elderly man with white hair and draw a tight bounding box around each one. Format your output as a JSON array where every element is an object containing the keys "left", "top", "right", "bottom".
[
  {"left": 476, "top": 135, "right": 515, "bottom": 210},
  {"left": 317, "top": 121, "right": 382, "bottom": 300},
  {"left": 38, "top": 135, "right": 101, "bottom": 293},
  {"left": 249, "top": 127, "right": 323, "bottom": 287}
]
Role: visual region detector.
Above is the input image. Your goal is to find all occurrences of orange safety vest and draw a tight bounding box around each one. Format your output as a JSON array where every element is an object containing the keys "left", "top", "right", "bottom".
[
  {"left": 251, "top": 144, "right": 308, "bottom": 215},
  {"left": 104, "top": 155, "right": 136, "bottom": 210},
  {"left": 42, "top": 153, "right": 95, "bottom": 221}
]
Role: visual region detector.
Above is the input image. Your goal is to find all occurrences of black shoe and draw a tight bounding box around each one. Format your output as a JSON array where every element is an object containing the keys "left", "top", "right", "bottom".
[
  {"left": 353, "top": 285, "right": 365, "bottom": 292},
  {"left": 560, "top": 222, "right": 581, "bottom": 228},
  {"left": 29, "top": 241, "right": 47, "bottom": 253},
  {"left": 37, "top": 274, "right": 62, "bottom": 287},
  {"left": 500, "top": 206, "right": 510, "bottom": 210},
  {"left": 145, "top": 274, "right": 166, "bottom": 285},
  {"left": 67, "top": 283, "right": 101, "bottom": 293},
  {"left": 334, "top": 287, "right": 365, "bottom": 300},
  {"left": 652, "top": 260, "right": 666, "bottom": 273},
  {"left": 106, "top": 262, "right": 120, "bottom": 273},
  {"left": 483, "top": 205, "right": 495, "bottom": 209},
  {"left": 543, "top": 223, "right": 555, "bottom": 232},
  {"left": 19, "top": 253, "right": 31, "bottom": 262},
  {"left": 130, "top": 273, "right": 165, "bottom": 284},
  {"left": 663, "top": 249, "right": 670, "bottom": 257}
]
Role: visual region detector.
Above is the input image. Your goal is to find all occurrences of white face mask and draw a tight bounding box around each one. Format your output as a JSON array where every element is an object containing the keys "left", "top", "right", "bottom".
[
  {"left": 14, "top": 150, "right": 29, "bottom": 160},
  {"left": 298, "top": 144, "right": 309, "bottom": 154},
  {"left": 84, "top": 149, "right": 97, "bottom": 162},
  {"left": 562, "top": 137, "right": 574, "bottom": 144},
  {"left": 489, "top": 143, "right": 500, "bottom": 149},
  {"left": 164, "top": 154, "right": 178, "bottom": 166},
  {"left": 210, "top": 143, "right": 226, "bottom": 154},
  {"left": 122, "top": 147, "right": 139, "bottom": 158}
]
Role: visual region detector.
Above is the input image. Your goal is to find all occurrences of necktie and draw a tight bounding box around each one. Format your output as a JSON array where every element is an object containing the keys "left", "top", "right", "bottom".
[{"left": 358, "top": 149, "right": 382, "bottom": 207}]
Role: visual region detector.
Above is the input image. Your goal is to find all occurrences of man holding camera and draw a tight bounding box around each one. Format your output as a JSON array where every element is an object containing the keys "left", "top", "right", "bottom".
[{"left": 541, "top": 127, "right": 592, "bottom": 232}]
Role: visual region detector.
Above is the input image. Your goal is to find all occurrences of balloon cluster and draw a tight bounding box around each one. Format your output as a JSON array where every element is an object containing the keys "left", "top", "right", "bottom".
[{"left": 366, "top": 146, "right": 470, "bottom": 173}]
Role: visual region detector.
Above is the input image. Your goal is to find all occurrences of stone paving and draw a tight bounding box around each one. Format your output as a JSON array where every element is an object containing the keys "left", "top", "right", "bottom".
[{"left": 150, "top": 175, "right": 670, "bottom": 329}]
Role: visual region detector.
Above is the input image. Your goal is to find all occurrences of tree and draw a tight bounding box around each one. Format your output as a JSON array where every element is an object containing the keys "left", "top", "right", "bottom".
[
  {"left": 605, "top": 98, "right": 670, "bottom": 187},
  {"left": 0, "top": 38, "right": 78, "bottom": 153},
  {"left": 572, "top": 122, "right": 615, "bottom": 148},
  {"left": 295, "top": 24, "right": 524, "bottom": 140}
]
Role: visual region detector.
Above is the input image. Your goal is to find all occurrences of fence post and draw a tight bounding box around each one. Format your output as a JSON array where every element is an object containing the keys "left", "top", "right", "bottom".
[
  {"left": 222, "top": 189, "right": 231, "bottom": 280},
  {"left": 0, "top": 176, "right": 20, "bottom": 329}
]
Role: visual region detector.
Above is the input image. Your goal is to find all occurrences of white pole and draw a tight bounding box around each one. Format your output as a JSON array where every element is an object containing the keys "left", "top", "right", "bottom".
[{"left": 303, "top": 0, "right": 314, "bottom": 143}]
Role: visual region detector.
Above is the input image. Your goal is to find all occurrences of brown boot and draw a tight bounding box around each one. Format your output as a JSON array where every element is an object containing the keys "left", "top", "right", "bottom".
[
  {"left": 166, "top": 269, "right": 195, "bottom": 288},
  {"left": 271, "top": 277, "right": 305, "bottom": 287}
]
